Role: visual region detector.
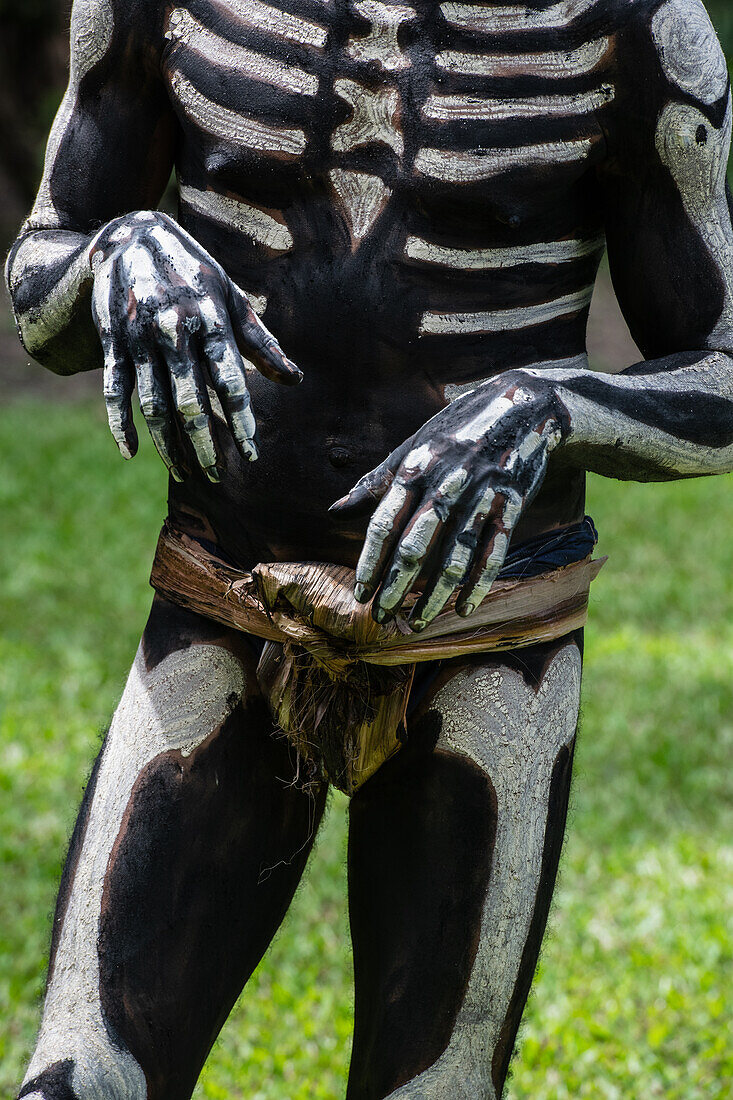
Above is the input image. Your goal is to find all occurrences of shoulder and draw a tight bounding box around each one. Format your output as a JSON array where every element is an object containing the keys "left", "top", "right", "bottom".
[
  {"left": 594, "top": 0, "right": 730, "bottom": 177},
  {"left": 68, "top": 0, "right": 166, "bottom": 81},
  {"left": 613, "top": 0, "right": 729, "bottom": 106}
]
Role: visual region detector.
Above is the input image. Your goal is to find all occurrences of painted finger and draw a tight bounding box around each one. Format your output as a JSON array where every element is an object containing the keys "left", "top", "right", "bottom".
[
  {"left": 92, "top": 257, "right": 139, "bottom": 459},
  {"left": 157, "top": 307, "right": 220, "bottom": 481},
  {"left": 372, "top": 501, "right": 444, "bottom": 618},
  {"left": 411, "top": 485, "right": 498, "bottom": 630},
  {"left": 329, "top": 436, "right": 418, "bottom": 517},
  {"left": 227, "top": 282, "right": 303, "bottom": 387},
  {"left": 456, "top": 490, "right": 524, "bottom": 616},
  {"left": 373, "top": 465, "right": 470, "bottom": 618},
  {"left": 354, "top": 479, "right": 417, "bottom": 609},
  {"left": 199, "top": 301, "right": 258, "bottom": 462},
  {"left": 102, "top": 347, "right": 138, "bottom": 460},
  {"left": 135, "top": 356, "right": 183, "bottom": 481}
]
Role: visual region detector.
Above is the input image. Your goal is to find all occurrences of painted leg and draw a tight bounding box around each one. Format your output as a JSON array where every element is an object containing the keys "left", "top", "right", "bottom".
[
  {"left": 347, "top": 635, "right": 582, "bottom": 1100},
  {"left": 18, "top": 597, "right": 326, "bottom": 1100}
]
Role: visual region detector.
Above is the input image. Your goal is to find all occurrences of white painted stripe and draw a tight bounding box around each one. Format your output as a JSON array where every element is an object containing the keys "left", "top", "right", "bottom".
[
  {"left": 441, "top": 0, "right": 596, "bottom": 34},
  {"left": 404, "top": 235, "right": 603, "bottom": 270},
  {"left": 423, "top": 85, "right": 614, "bottom": 123},
  {"left": 414, "top": 139, "right": 593, "bottom": 182},
  {"left": 652, "top": 0, "right": 729, "bottom": 105},
  {"left": 218, "top": 0, "right": 328, "bottom": 47},
  {"left": 419, "top": 286, "right": 594, "bottom": 336},
  {"left": 436, "top": 37, "right": 609, "bottom": 79},
  {"left": 170, "top": 70, "right": 307, "bottom": 154},
  {"left": 17, "top": 249, "right": 95, "bottom": 358},
  {"left": 167, "top": 9, "right": 319, "bottom": 95},
  {"left": 179, "top": 185, "right": 294, "bottom": 251}
]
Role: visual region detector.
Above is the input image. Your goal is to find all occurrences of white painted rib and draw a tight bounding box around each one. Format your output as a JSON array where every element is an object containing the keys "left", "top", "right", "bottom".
[
  {"left": 419, "top": 286, "right": 594, "bottom": 335},
  {"left": 436, "top": 37, "right": 609, "bottom": 79},
  {"left": 441, "top": 0, "right": 596, "bottom": 34},
  {"left": 218, "top": 0, "right": 328, "bottom": 47},
  {"left": 423, "top": 85, "right": 614, "bottom": 123},
  {"left": 404, "top": 235, "right": 603, "bottom": 270},
  {"left": 167, "top": 9, "right": 318, "bottom": 95},
  {"left": 414, "top": 139, "right": 593, "bottom": 182},
  {"left": 179, "top": 185, "right": 293, "bottom": 251},
  {"left": 170, "top": 70, "right": 307, "bottom": 154}
]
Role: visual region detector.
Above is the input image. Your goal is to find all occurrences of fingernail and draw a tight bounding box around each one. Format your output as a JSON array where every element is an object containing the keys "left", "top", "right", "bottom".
[
  {"left": 354, "top": 583, "right": 372, "bottom": 602},
  {"left": 411, "top": 618, "right": 428, "bottom": 632},
  {"left": 459, "top": 603, "right": 475, "bottom": 618},
  {"left": 170, "top": 466, "right": 184, "bottom": 483},
  {"left": 329, "top": 495, "right": 350, "bottom": 512},
  {"left": 374, "top": 606, "right": 391, "bottom": 624},
  {"left": 205, "top": 464, "right": 221, "bottom": 483}
]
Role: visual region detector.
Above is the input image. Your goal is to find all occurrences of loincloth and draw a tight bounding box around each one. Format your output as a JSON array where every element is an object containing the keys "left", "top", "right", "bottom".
[{"left": 150, "top": 519, "right": 604, "bottom": 795}]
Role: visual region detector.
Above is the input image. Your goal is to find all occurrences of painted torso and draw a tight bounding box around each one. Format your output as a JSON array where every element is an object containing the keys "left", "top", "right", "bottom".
[{"left": 165, "top": 0, "right": 615, "bottom": 561}]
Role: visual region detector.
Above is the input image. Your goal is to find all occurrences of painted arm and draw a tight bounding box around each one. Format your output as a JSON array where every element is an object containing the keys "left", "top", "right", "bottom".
[
  {"left": 332, "top": 0, "right": 733, "bottom": 628},
  {"left": 5, "top": 0, "right": 301, "bottom": 482}
]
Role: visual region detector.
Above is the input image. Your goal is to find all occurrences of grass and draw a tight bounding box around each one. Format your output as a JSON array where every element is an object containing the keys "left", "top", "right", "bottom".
[{"left": 1, "top": 399, "right": 732, "bottom": 1098}]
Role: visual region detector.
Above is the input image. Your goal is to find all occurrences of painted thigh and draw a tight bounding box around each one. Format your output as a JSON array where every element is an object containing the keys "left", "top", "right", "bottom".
[
  {"left": 347, "top": 634, "right": 582, "bottom": 1100},
  {"left": 19, "top": 597, "right": 326, "bottom": 1100}
]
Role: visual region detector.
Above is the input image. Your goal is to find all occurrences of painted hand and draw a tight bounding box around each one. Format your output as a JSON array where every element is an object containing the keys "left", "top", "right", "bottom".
[
  {"left": 89, "top": 210, "right": 302, "bottom": 482},
  {"left": 330, "top": 372, "right": 569, "bottom": 629}
]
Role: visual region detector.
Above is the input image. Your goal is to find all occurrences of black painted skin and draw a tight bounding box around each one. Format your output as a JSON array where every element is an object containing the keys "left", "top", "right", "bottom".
[
  {"left": 7, "top": 0, "right": 733, "bottom": 605},
  {"left": 7, "top": 0, "right": 733, "bottom": 1096}
]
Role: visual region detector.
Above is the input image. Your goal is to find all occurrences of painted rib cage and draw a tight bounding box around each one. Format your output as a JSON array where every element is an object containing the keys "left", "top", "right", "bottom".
[{"left": 166, "top": 0, "right": 610, "bottom": 378}]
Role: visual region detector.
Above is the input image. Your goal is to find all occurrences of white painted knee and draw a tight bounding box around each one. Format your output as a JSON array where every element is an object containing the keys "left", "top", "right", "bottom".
[{"left": 21, "top": 1041, "right": 147, "bottom": 1100}]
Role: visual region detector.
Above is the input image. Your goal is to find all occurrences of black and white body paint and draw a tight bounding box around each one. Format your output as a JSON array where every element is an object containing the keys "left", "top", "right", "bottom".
[
  {"left": 89, "top": 211, "right": 302, "bottom": 481},
  {"left": 407, "top": 646, "right": 581, "bottom": 1098},
  {"left": 331, "top": 0, "right": 733, "bottom": 626},
  {"left": 8, "top": 0, "right": 732, "bottom": 569},
  {"left": 7, "top": 0, "right": 733, "bottom": 1095},
  {"left": 347, "top": 637, "right": 582, "bottom": 1100},
  {"left": 18, "top": 599, "right": 326, "bottom": 1100}
]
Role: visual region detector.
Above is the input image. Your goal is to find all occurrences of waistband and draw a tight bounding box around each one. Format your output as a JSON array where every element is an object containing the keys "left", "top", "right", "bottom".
[{"left": 150, "top": 518, "right": 603, "bottom": 794}]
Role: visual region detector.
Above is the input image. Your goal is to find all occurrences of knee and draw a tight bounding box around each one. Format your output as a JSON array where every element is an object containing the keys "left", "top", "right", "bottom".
[{"left": 19, "top": 1050, "right": 147, "bottom": 1100}]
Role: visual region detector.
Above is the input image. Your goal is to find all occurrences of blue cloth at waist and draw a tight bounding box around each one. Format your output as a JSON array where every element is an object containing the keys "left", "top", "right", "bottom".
[{"left": 497, "top": 515, "right": 598, "bottom": 579}]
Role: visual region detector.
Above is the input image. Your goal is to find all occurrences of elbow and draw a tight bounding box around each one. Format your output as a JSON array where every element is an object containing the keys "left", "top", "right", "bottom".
[{"left": 5, "top": 239, "right": 100, "bottom": 375}]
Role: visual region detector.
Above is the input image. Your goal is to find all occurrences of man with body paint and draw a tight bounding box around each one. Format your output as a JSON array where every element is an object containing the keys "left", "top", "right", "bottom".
[{"left": 6, "top": 0, "right": 733, "bottom": 1096}]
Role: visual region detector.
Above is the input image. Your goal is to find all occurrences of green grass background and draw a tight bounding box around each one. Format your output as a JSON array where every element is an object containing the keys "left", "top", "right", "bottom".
[{"left": 1, "top": 401, "right": 732, "bottom": 1099}]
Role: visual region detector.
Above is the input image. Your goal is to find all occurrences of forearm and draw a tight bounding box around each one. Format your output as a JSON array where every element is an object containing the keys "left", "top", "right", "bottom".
[
  {"left": 529, "top": 350, "right": 733, "bottom": 481},
  {"left": 5, "top": 227, "right": 100, "bottom": 374}
]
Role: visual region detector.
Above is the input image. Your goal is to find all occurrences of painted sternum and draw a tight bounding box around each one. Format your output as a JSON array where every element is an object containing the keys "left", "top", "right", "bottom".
[{"left": 329, "top": 0, "right": 416, "bottom": 246}]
